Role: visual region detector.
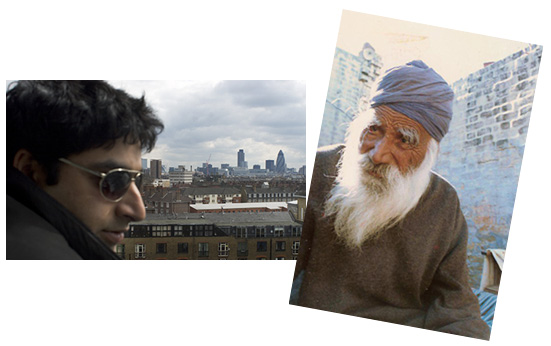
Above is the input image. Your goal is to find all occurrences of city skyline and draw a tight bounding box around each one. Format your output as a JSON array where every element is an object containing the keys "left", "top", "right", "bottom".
[
  {"left": 107, "top": 80, "right": 306, "bottom": 170},
  {"left": 143, "top": 147, "right": 304, "bottom": 174}
]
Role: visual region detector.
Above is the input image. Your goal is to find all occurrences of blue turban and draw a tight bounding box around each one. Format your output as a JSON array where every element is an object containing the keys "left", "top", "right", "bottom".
[{"left": 370, "top": 60, "right": 454, "bottom": 142}]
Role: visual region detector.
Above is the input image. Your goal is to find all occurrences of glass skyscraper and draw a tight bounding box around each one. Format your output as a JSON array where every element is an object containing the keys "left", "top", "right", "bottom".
[
  {"left": 237, "top": 149, "right": 245, "bottom": 168},
  {"left": 276, "top": 150, "right": 286, "bottom": 173}
]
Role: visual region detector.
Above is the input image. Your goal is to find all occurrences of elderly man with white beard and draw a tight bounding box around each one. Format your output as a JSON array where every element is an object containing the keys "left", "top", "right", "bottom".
[{"left": 290, "top": 61, "right": 490, "bottom": 340}]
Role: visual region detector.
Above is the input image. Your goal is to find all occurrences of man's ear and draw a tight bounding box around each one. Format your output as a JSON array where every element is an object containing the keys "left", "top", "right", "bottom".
[{"left": 12, "top": 149, "right": 48, "bottom": 186}]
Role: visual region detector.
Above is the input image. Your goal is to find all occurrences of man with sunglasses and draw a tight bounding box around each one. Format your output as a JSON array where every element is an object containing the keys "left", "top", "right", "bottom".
[{"left": 6, "top": 80, "right": 164, "bottom": 259}]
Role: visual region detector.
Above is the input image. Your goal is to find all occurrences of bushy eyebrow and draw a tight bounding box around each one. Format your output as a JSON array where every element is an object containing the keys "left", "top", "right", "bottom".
[
  {"left": 367, "top": 117, "right": 382, "bottom": 128},
  {"left": 397, "top": 127, "right": 420, "bottom": 146}
]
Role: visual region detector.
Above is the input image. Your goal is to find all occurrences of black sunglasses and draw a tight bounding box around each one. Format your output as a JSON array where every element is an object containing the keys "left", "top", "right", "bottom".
[{"left": 58, "top": 158, "right": 143, "bottom": 202}]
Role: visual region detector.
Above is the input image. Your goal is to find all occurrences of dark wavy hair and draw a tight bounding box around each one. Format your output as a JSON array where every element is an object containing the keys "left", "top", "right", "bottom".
[{"left": 6, "top": 80, "right": 164, "bottom": 185}]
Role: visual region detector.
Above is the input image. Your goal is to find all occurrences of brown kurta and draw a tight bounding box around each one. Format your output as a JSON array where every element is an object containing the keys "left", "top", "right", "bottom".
[{"left": 293, "top": 145, "right": 490, "bottom": 340}]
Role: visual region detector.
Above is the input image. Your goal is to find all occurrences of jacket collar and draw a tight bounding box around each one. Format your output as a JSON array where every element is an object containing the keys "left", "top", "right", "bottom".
[{"left": 7, "top": 167, "right": 121, "bottom": 260}]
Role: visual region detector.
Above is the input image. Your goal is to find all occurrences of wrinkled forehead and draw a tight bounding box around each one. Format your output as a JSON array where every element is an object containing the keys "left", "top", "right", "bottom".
[{"left": 372, "top": 105, "right": 427, "bottom": 135}]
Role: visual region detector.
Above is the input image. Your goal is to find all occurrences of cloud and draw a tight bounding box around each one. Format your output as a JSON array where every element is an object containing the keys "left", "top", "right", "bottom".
[
  {"left": 214, "top": 80, "right": 306, "bottom": 108},
  {"left": 109, "top": 80, "right": 306, "bottom": 170}
]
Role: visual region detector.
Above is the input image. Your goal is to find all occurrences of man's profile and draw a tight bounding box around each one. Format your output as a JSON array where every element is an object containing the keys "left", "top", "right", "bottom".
[
  {"left": 291, "top": 61, "right": 490, "bottom": 340},
  {"left": 6, "top": 80, "right": 164, "bottom": 260}
]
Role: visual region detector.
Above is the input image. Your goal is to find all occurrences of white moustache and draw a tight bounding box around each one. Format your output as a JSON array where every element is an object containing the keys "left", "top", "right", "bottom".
[{"left": 326, "top": 139, "right": 439, "bottom": 248}]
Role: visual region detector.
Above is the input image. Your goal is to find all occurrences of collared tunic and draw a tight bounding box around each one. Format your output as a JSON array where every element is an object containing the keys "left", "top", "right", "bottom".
[{"left": 293, "top": 145, "right": 490, "bottom": 340}]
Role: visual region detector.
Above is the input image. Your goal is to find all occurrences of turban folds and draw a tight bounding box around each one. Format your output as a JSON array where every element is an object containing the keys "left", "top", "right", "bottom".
[{"left": 370, "top": 60, "right": 454, "bottom": 142}]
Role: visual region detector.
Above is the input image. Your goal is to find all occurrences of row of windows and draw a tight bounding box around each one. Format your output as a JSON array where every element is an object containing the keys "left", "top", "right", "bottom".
[
  {"left": 149, "top": 230, "right": 216, "bottom": 237},
  {"left": 153, "top": 201, "right": 171, "bottom": 207},
  {"left": 193, "top": 194, "right": 237, "bottom": 198},
  {"left": 127, "top": 241, "right": 300, "bottom": 259},
  {"left": 235, "top": 227, "right": 302, "bottom": 238},
  {"left": 130, "top": 225, "right": 302, "bottom": 238},
  {"left": 247, "top": 192, "right": 293, "bottom": 198},
  {"left": 138, "top": 225, "right": 214, "bottom": 231}
]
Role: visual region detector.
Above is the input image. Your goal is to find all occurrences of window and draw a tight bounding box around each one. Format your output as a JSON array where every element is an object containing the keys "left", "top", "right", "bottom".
[
  {"left": 135, "top": 244, "right": 146, "bottom": 259},
  {"left": 255, "top": 228, "right": 266, "bottom": 238},
  {"left": 292, "top": 227, "right": 302, "bottom": 237},
  {"left": 292, "top": 241, "right": 300, "bottom": 255},
  {"left": 257, "top": 241, "right": 267, "bottom": 252},
  {"left": 238, "top": 229, "right": 247, "bottom": 239},
  {"left": 115, "top": 244, "right": 125, "bottom": 258},
  {"left": 156, "top": 243, "right": 167, "bottom": 254},
  {"left": 276, "top": 241, "right": 286, "bottom": 251},
  {"left": 198, "top": 243, "right": 209, "bottom": 257},
  {"left": 178, "top": 242, "right": 189, "bottom": 253},
  {"left": 237, "top": 242, "right": 248, "bottom": 256},
  {"left": 274, "top": 226, "right": 284, "bottom": 237},
  {"left": 218, "top": 242, "right": 229, "bottom": 257}
]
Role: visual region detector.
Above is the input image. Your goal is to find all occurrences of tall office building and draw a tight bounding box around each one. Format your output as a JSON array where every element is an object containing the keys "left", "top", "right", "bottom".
[
  {"left": 319, "top": 42, "right": 382, "bottom": 147},
  {"left": 237, "top": 149, "right": 245, "bottom": 168},
  {"left": 141, "top": 158, "right": 148, "bottom": 170},
  {"left": 276, "top": 150, "right": 286, "bottom": 173},
  {"left": 265, "top": 160, "right": 275, "bottom": 172},
  {"left": 150, "top": 159, "right": 162, "bottom": 179}
]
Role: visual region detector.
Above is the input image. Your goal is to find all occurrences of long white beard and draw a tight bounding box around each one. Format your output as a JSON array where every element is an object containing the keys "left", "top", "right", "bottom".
[{"left": 325, "top": 112, "right": 439, "bottom": 249}]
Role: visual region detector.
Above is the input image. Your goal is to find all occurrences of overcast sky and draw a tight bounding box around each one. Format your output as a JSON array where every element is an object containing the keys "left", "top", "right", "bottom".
[{"left": 107, "top": 81, "right": 305, "bottom": 170}]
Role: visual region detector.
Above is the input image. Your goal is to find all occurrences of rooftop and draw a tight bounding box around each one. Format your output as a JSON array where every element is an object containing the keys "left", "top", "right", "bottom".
[
  {"left": 132, "top": 210, "right": 300, "bottom": 227},
  {"left": 190, "top": 201, "right": 291, "bottom": 211}
]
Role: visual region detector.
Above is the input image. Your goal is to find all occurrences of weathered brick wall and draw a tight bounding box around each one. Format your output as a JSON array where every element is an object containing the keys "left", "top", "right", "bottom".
[{"left": 434, "top": 44, "right": 543, "bottom": 287}]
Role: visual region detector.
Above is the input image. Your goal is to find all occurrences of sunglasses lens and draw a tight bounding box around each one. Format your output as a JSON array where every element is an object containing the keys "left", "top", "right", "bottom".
[
  {"left": 135, "top": 173, "right": 143, "bottom": 190},
  {"left": 102, "top": 171, "right": 132, "bottom": 201}
]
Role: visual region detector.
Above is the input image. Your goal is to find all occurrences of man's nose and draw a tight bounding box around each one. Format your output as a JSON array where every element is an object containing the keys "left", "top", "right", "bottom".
[
  {"left": 117, "top": 182, "right": 146, "bottom": 222},
  {"left": 369, "top": 137, "right": 394, "bottom": 166}
]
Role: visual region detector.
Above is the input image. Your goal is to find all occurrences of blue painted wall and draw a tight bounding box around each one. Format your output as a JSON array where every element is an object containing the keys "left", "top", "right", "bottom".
[{"left": 434, "top": 44, "right": 543, "bottom": 286}]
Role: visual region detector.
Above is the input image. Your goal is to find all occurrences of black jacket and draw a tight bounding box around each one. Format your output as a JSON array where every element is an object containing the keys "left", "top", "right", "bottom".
[{"left": 6, "top": 167, "right": 121, "bottom": 260}]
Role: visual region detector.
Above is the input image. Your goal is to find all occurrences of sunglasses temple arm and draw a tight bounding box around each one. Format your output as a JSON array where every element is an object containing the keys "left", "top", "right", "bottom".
[{"left": 58, "top": 158, "right": 105, "bottom": 178}]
